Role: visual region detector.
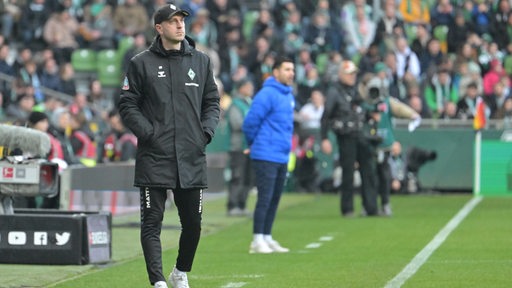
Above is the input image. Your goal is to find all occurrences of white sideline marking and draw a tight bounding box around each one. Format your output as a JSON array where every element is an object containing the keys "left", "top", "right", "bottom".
[
  {"left": 306, "top": 242, "right": 322, "bottom": 249},
  {"left": 384, "top": 196, "right": 482, "bottom": 288},
  {"left": 221, "top": 282, "right": 247, "bottom": 288},
  {"left": 320, "top": 236, "right": 334, "bottom": 241}
]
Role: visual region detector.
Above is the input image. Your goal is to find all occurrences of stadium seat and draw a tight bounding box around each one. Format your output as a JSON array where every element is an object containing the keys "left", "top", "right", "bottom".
[
  {"left": 98, "top": 64, "right": 121, "bottom": 87},
  {"left": 504, "top": 55, "right": 512, "bottom": 76},
  {"left": 117, "top": 36, "right": 134, "bottom": 61},
  {"left": 71, "top": 49, "right": 97, "bottom": 72},
  {"left": 315, "top": 53, "right": 329, "bottom": 75},
  {"left": 243, "top": 11, "right": 259, "bottom": 41},
  {"left": 97, "top": 49, "right": 119, "bottom": 69}
]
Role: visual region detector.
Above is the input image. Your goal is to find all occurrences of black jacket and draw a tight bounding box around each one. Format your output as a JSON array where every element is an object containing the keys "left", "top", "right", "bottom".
[
  {"left": 118, "top": 35, "right": 220, "bottom": 189},
  {"left": 320, "top": 82, "right": 364, "bottom": 140}
]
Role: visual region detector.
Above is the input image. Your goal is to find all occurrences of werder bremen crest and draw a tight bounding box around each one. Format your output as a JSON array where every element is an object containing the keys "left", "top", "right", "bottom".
[{"left": 188, "top": 68, "right": 196, "bottom": 80}]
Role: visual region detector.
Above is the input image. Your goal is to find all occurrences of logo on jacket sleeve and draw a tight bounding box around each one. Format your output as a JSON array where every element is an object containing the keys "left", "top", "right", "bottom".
[{"left": 122, "top": 76, "right": 129, "bottom": 90}]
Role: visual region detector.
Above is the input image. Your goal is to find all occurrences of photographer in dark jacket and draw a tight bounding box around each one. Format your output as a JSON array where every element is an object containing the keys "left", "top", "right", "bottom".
[
  {"left": 320, "top": 60, "right": 378, "bottom": 217},
  {"left": 118, "top": 3, "right": 220, "bottom": 288}
]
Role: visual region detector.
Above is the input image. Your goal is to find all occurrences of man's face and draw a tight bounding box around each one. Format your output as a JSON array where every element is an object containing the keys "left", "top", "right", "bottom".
[
  {"left": 273, "top": 62, "right": 295, "bottom": 86},
  {"left": 156, "top": 15, "right": 186, "bottom": 44}
]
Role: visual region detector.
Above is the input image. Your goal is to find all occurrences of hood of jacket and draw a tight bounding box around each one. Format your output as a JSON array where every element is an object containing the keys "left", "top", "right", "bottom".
[
  {"left": 262, "top": 76, "right": 293, "bottom": 95},
  {"left": 149, "top": 35, "right": 196, "bottom": 56}
]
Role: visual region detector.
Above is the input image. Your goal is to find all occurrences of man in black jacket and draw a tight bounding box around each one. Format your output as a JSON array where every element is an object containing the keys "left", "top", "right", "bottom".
[
  {"left": 320, "top": 60, "right": 378, "bottom": 217},
  {"left": 118, "top": 3, "right": 220, "bottom": 288}
]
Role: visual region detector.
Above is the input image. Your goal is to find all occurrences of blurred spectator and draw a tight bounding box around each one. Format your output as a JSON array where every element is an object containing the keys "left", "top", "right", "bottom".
[
  {"left": 410, "top": 24, "right": 431, "bottom": 70},
  {"left": 69, "top": 110, "right": 97, "bottom": 166},
  {"left": 322, "top": 51, "right": 343, "bottom": 84},
  {"left": 99, "top": 109, "right": 137, "bottom": 163},
  {"left": 472, "top": 0, "right": 492, "bottom": 36},
  {"left": 19, "top": 0, "right": 49, "bottom": 51},
  {"left": 478, "top": 39, "right": 505, "bottom": 70},
  {"left": 282, "top": 9, "right": 305, "bottom": 60},
  {"left": 113, "top": 0, "right": 149, "bottom": 42},
  {"left": 388, "top": 141, "right": 406, "bottom": 194},
  {"left": 294, "top": 48, "right": 315, "bottom": 87},
  {"left": 58, "top": 62, "right": 77, "bottom": 96},
  {"left": 48, "top": 107, "right": 80, "bottom": 165},
  {"left": 296, "top": 67, "right": 320, "bottom": 110},
  {"left": 298, "top": 89, "right": 325, "bottom": 130},
  {"left": 424, "top": 68, "right": 459, "bottom": 118},
  {"left": 490, "top": 0, "right": 511, "bottom": 50},
  {"left": 206, "top": 0, "right": 240, "bottom": 34},
  {"left": 0, "top": 44, "right": 12, "bottom": 101},
  {"left": 225, "top": 78, "right": 253, "bottom": 216},
  {"left": 43, "top": 5, "right": 80, "bottom": 65},
  {"left": 398, "top": 0, "right": 430, "bottom": 26},
  {"left": 358, "top": 43, "right": 382, "bottom": 77},
  {"left": 341, "top": 0, "right": 373, "bottom": 24},
  {"left": 26, "top": 110, "right": 65, "bottom": 175},
  {"left": 406, "top": 83, "right": 432, "bottom": 118},
  {"left": 430, "top": 0, "right": 454, "bottom": 28},
  {"left": 69, "top": 91, "right": 96, "bottom": 122},
  {"left": 384, "top": 51, "right": 407, "bottom": 101},
  {"left": 343, "top": 5, "right": 376, "bottom": 58},
  {"left": 17, "top": 60, "right": 44, "bottom": 103},
  {"left": 122, "top": 33, "right": 148, "bottom": 73},
  {"left": 303, "top": 11, "right": 337, "bottom": 58},
  {"left": 0, "top": 0, "right": 21, "bottom": 39},
  {"left": 246, "top": 36, "right": 272, "bottom": 89},
  {"left": 374, "top": 0, "right": 405, "bottom": 53},
  {"left": 181, "top": 0, "right": 206, "bottom": 24},
  {"left": 78, "top": 0, "right": 116, "bottom": 50},
  {"left": 251, "top": 8, "right": 274, "bottom": 41},
  {"left": 457, "top": 61, "right": 483, "bottom": 97},
  {"left": 419, "top": 38, "right": 444, "bottom": 76},
  {"left": 187, "top": 8, "right": 218, "bottom": 49},
  {"left": 447, "top": 11, "right": 472, "bottom": 54},
  {"left": 456, "top": 81, "right": 481, "bottom": 119},
  {"left": 483, "top": 59, "right": 507, "bottom": 96},
  {"left": 39, "top": 58, "right": 62, "bottom": 92},
  {"left": 496, "top": 97, "right": 512, "bottom": 126},
  {"left": 88, "top": 79, "right": 113, "bottom": 114},
  {"left": 12, "top": 47, "right": 32, "bottom": 75},
  {"left": 5, "top": 86, "right": 35, "bottom": 123},
  {"left": 395, "top": 36, "right": 421, "bottom": 81},
  {"left": 487, "top": 79, "right": 510, "bottom": 118}
]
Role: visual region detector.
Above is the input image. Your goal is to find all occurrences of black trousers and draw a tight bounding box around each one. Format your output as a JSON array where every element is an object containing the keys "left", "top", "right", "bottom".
[
  {"left": 377, "top": 151, "right": 391, "bottom": 207},
  {"left": 140, "top": 186, "right": 202, "bottom": 285},
  {"left": 337, "top": 134, "right": 378, "bottom": 215},
  {"left": 227, "top": 151, "right": 253, "bottom": 210}
]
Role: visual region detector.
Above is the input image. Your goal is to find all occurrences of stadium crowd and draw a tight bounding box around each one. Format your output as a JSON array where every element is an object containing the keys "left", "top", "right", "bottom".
[{"left": 1, "top": 0, "right": 512, "bottom": 169}]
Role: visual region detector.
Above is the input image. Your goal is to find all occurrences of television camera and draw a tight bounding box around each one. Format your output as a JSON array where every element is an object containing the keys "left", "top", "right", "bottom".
[{"left": 0, "top": 124, "right": 59, "bottom": 215}]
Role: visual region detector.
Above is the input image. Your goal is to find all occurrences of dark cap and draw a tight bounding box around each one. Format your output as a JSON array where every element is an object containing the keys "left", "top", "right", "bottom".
[{"left": 154, "top": 3, "right": 190, "bottom": 25}]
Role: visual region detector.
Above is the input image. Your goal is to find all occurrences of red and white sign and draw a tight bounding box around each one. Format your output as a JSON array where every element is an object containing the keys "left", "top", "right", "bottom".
[{"left": 2, "top": 167, "right": 13, "bottom": 179}]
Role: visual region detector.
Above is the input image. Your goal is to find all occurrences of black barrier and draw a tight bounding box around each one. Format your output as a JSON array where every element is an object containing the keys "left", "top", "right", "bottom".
[{"left": 0, "top": 209, "right": 111, "bottom": 265}]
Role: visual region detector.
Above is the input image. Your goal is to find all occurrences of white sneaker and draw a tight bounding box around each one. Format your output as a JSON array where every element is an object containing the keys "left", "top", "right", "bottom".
[
  {"left": 168, "top": 267, "right": 189, "bottom": 288},
  {"left": 266, "top": 239, "right": 290, "bottom": 253},
  {"left": 249, "top": 240, "right": 273, "bottom": 254},
  {"left": 155, "top": 281, "right": 168, "bottom": 288},
  {"left": 381, "top": 204, "right": 392, "bottom": 216}
]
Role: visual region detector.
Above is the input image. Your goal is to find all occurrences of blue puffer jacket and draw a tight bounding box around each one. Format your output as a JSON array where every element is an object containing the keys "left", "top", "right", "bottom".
[{"left": 242, "top": 76, "right": 295, "bottom": 164}]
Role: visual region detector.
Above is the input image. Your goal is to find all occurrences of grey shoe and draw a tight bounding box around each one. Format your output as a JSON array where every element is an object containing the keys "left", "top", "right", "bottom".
[
  {"left": 155, "top": 281, "right": 168, "bottom": 288},
  {"left": 381, "top": 204, "right": 393, "bottom": 216},
  {"left": 169, "top": 267, "right": 189, "bottom": 288}
]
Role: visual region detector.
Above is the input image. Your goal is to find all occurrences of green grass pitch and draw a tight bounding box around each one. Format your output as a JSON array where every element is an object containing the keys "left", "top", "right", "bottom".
[{"left": 2, "top": 192, "right": 511, "bottom": 288}]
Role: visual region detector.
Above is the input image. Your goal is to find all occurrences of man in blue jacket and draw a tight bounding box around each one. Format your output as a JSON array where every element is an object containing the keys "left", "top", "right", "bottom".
[{"left": 242, "top": 56, "right": 295, "bottom": 254}]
